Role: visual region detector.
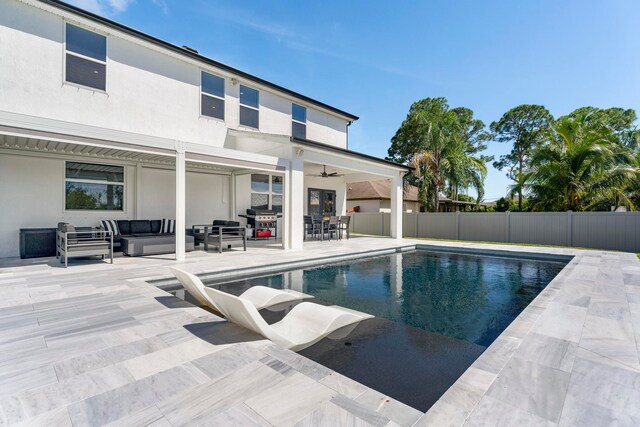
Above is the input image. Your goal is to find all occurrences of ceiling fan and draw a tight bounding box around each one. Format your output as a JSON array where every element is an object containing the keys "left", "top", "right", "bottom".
[{"left": 306, "top": 165, "right": 344, "bottom": 178}]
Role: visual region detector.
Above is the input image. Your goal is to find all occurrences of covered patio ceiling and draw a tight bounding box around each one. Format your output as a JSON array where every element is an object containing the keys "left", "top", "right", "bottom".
[
  {"left": 0, "top": 134, "right": 277, "bottom": 174},
  {"left": 303, "top": 161, "right": 395, "bottom": 183}
]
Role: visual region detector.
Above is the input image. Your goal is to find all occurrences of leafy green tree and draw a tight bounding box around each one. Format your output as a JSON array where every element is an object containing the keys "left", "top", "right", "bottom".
[
  {"left": 456, "top": 194, "right": 475, "bottom": 203},
  {"left": 626, "top": 151, "right": 640, "bottom": 207},
  {"left": 494, "top": 197, "right": 511, "bottom": 212},
  {"left": 443, "top": 133, "right": 487, "bottom": 204},
  {"left": 388, "top": 98, "right": 488, "bottom": 211},
  {"left": 448, "top": 107, "right": 491, "bottom": 202},
  {"left": 491, "top": 105, "right": 554, "bottom": 211},
  {"left": 561, "top": 106, "right": 638, "bottom": 149},
  {"left": 407, "top": 112, "right": 459, "bottom": 211},
  {"left": 527, "top": 116, "right": 638, "bottom": 211},
  {"left": 451, "top": 107, "right": 493, "bottom": 157}
]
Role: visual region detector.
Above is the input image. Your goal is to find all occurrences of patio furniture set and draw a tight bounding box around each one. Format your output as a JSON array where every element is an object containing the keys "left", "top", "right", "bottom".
[
  {"left": 55, "top": 213, "right": 351, "bottom": 267},
  {"left": 56, "top": 218, "right": 247, "bottom": 267},
  {"left": 304, "top": 215, "right": 351, "bottom": 241}
]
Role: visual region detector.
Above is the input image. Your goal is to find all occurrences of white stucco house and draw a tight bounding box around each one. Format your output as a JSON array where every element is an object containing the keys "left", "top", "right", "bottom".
[{"left": 0, "top": 0, "right": 410, "bottom": 260}]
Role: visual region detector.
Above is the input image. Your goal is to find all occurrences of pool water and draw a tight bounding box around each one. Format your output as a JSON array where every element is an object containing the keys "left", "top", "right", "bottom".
[
  {"left": 170, "top": 249, "right": 566, "bottom": 411},
  {"left": 209, "top": 250, "right": 565, "bottom": 347}
]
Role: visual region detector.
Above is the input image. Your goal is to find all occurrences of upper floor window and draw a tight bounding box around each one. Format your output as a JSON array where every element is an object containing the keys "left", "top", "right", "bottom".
[
  {"left": 201, "top": 72, "right": 225, "bottom": 120},
  {"left": 292, "top": 103, "right": 307, "bottom": 139},
  {"left": 65, "top": 162, "right": 124, "bottom": 211},
  {"left": 65, "top": 24, "right": 107, "bottom": 91},
  {"left": 239, "top": 85, "right": 259, "bottom": 129}
]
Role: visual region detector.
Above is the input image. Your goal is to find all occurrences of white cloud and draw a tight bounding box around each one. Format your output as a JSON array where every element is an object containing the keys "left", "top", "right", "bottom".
[
  {"left": 66, "top": 0, "right": 168, "bottom": 16},
  {"left": 107, "top": 0, "right": 133, "bottom": 13},
  {"left": 66, "top": 0, "right": 104, "bottom": 14},
  {"left": 198, "top": 4, "right": 424, "bottom": 80},
  {"left": 151, "top": 0, "right": 169, "bottom": 15}
]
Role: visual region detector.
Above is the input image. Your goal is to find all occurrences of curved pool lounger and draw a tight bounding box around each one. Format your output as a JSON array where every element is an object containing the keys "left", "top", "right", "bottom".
[
  {"left": 203, "top": 286, "right": 374, "bottom": 352},
  {"left": 170, "top": 267, "right": 313, "bottom": 312}
]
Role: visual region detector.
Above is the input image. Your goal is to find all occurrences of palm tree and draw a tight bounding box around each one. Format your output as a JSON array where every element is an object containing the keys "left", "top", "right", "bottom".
[
  {"left": 505, "top": 171, "right": 531, "bottom": 211},
  {"left": 389, "top": 98, "right": 490, "bottom": 212},
  {"left": 527, "top": 117, "right": 638, "bottom": 211},
  {"left": 410, "top": 125, "right": 487, "bottom": 211},
  {"left": 443, "top": 134, "right": 487, "bottom": 206},
  {"left": 409, "top": 121, "right": 449, "bottom": 211}
]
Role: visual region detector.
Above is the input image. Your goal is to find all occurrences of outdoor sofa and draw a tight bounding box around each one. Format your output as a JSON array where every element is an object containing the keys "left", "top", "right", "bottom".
[{"left": 101, "top": 219, "right": 194, "bottom": 256}]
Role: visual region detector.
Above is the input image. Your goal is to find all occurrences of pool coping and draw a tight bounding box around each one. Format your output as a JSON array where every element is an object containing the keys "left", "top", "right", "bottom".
[
  {"left": 412, "top": 241, "right": 640, "bottom": 426},
  {"left": 150, "top": 245, "right": 416, "bottom": 288},
  {"left": 151, "top": 243, "right": 571, "bottom": 290},
  {"left": 1, "top": 237, "right": 638, "bottom": 425},
  {"left": 148, "top": 242, "right": 582, "bottom": 420},
  {"left": 149, "top": 240, "right": 640, "bottom": 425}
]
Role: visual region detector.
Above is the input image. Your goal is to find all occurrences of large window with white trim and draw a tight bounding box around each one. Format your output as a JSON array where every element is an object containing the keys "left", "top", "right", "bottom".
[
  {"left": 250, "top": 174, "right": 282, "bottom": 213},
  {"left": 292, "top": 103, "right": 307, "bottom": 139},
  {"left": 239, "top": 85, "right": 259, "bottom": 129},
  {"left": 65, "top": 23, "right": 107, "bottom": 91},
  {"left": 201, "top": 71, "right": 225, "bottom": 120},
  {"left": 65, "top": 162, "right": 124, "bottom": 211}
]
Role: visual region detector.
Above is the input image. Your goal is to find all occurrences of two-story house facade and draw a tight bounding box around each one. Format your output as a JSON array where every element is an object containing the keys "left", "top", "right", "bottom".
[{"left": 0, "top": 0, "right": 408, "bottom": 259}]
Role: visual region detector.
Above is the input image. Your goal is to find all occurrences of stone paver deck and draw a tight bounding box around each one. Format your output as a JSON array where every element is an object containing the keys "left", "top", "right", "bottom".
[{"left": 0, "top": 237, "right": 639, "bottom": 426}]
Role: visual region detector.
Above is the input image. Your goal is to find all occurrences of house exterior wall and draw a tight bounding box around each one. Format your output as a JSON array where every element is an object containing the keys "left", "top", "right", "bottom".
[
  {"left": 0, "top": 151, "right": 230, "bottom": 258},
  {"left": 139, "top": 167, "right": 230, "bottom": 224},
  {"left": 0, "top": 0, "right": 350, "bottom": 150}
]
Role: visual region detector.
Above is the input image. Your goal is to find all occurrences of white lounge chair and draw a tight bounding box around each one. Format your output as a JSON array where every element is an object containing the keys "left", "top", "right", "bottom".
[
  {"left": 203, "top": 286, "right": 373, "bottom": 352},
  {"left": 170, "top": 267, "right": 313, "bottom": 312}
]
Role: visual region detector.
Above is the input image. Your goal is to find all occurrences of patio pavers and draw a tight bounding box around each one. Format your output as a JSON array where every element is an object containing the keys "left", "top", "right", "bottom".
[{"left": 0, "top": 237, "right": 639, "bottom": 426}]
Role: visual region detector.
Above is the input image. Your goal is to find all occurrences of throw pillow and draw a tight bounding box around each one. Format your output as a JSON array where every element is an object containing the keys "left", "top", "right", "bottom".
[{"left": 161, "top": 218, "right": 176, "bottom": 234}]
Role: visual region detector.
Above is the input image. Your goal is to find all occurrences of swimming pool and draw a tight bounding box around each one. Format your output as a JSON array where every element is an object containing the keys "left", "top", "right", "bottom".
[
  {"left": 205, "top": 249, "right": 565, "bottom": 347},
  {"left": 168, "top": 248, "right": 566, "bottom": 410}
]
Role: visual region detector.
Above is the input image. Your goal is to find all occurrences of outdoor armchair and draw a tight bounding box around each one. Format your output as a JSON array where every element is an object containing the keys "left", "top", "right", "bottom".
[
  {"left": 56, "top": 223, "right": 113, "bottom": 267},
  {"left": 202, "top": 224, "right": 247, "bottom": 253}
]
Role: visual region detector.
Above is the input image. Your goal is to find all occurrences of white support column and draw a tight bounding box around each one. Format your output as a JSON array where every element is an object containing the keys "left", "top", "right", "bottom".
[
  {"left": 229, "top": 171, "right": 236, "bottom": 221},
  {"left": 175, "top": 142, "right": 186, "bottom": 261},
  {"left": 390, "top": 172, "right": 403, "bottom": 239},
  {"left": 135, "top": 163, "right": 143, "bottom": 219},
  {"left": 287, "top": 148, "right": 305, "bottom": 250},
  {"left": 282, "top": 167, "right": 291, "bottom": 250}
]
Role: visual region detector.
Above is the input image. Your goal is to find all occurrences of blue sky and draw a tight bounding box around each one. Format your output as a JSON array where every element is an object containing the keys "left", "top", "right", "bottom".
[{"left": 70, "top": 0, "right": 640, "bottom": 201}]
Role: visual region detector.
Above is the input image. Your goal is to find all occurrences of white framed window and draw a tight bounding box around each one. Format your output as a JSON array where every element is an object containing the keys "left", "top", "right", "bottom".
[
  {"left": 201, "top": 71, "right": 225, "bottom": 120},
  {"left": 65, "top": 161, "right": 124, "bottom": 211},
  {"left": 65, "top": 23, "right": 107, "bottom": 91},
  {"left": 239, "top": 85, "right": 259, "bottom": 129},
  {"left": 292, "top": 103, "right": 307, "bottom": 139},
  {"left": 250, "top": 174, "right": 282, "bottom": 213}
]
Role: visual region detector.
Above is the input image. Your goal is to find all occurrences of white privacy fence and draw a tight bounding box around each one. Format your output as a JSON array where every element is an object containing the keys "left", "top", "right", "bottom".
[{"left": 348, "top": 211, "right": 640, "bottom": 253}]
